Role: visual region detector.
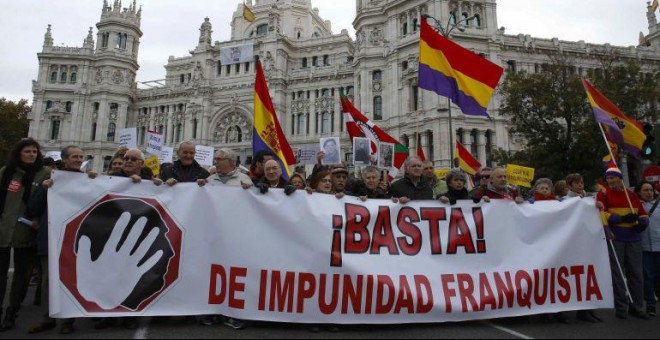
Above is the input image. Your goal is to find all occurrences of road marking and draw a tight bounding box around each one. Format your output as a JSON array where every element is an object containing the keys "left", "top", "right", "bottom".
[
  {"left": 134, "top": 320, "right": 150, "bottom": 340},
  {"left": 481, "top": 321, "right": 535, "bottom": 340}
]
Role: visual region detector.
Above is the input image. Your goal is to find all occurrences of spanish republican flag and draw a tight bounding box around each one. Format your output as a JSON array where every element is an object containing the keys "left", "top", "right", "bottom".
[
  {"left": 652, "top": 0, "right": 659, "bottom": 13},
  {"left": 419, "top": 18, "right": 503, "bottom": 119},
  {"left": 582, "top": 78, "right": 646, "bottom": 158},
  {"left": 243, "top": 3, "right": 255, "bottom": 22},
  {"left": 454, "top": 141, "right": 481, "bottom": 176},
  {"left": 253, "top": 61, "right": 296, "bottom": 179}
]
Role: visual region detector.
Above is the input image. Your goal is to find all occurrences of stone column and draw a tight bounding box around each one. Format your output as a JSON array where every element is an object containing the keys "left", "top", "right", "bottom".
[
  {"left": 477, "top": 130, "right": 487, "bottom": 165},
  {"left": 309, "top": 90, "right": 317, "bottom": 138}
]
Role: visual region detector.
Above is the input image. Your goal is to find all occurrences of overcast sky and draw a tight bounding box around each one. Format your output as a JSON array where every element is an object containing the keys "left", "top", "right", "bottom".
[{"left": 0, "top": 0, "right": 652, "bottom": 102}]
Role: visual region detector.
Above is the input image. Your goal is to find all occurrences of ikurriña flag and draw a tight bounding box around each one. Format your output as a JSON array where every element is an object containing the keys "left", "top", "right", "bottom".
[
  {"left": 340, "top": 91, "right": 409, "bottom": 178},
  {"left": 253, "top": 60, "right": 296, "bottom": 180},
  {"left": 582, "top": 78, "right": 645, "bottom": 158},
  {"left": 419, "top": 18, "right": 504, "bottom": 119}
]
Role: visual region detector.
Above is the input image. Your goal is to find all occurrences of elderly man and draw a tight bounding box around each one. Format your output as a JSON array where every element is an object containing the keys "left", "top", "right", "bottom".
[
  {"left": 114, "top": 148, "right": 162, "bottom": 185},
  {"left": 471, "top": 167, "right": 523, "bottom": 204},
  {"left": 249, "top": 150, "right": 274, "bottom": 182},
  {"left": 26, "top": 146, "right": 95, "bottom": 335},
  {"left": 597, "top": 166, "right": 650, "bottom": 320},
  {"left": 390, "top": 156, "right": 434, "bottom": 203},
  {"left": 356, "top": 166, "right": 390, "bottom": 200},
  {"left": 330, "top": 165, "right": 354, "bottom": 196},
  {"left": 423, "top": 161, "right": 447, "bottom": 199},
  {"left": 160, "top": 141, "right": 210, "bottom": 185},
  {"left": 254, "top": 160, "right": 296, "bottom": 195},
  {"left": 201, "top": 149, "right": 252, "bottom": 188},
  {"left": 469, "top": 167, "right": 492, "bottom": 199}
]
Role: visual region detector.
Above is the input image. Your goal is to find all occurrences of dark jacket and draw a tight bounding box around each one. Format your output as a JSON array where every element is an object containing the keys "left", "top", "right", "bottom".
[
  {"left": 159, "top": 160, "right": 210, "bottom": 183},
  {"left": 389, "top": 176, "right": 434, "bottom": 201},
  {"left": 445, "top": 187, "right": 470, "bottom": 205},
  {"left": 354, "top": 180, "right": 390, "bottom": 199},
  {"left": 258, "top": 177, "right": 288, "bottom": 189}
]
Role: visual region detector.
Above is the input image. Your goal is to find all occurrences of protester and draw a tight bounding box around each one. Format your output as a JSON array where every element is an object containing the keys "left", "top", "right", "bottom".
[
  {"left": 439, "top": 170, "right": 469, "bottom": 205},
  {"left": 160, "top": 141, "right": 210, "bottom": 185},
  {"left": 27, "top": 146, "right": 96, "bottom": 334},
  {"left": 249, "top": 150, "right": 274, "bottom": 182},
  {"left": 307, "top": 171, "right": 346, "bottom": 200},
  {"left": 288, "top": 173, "right": 307, "bottom": 190},
  {"left": 0, "top": 138, "right": 50, "bottom": 331},
  {"left": 200, "top": 149, "right": 253, "bottom": 188},
  {"left": 469, "top": 167, "right": 492, "bottom": 199},
  {"left": 330, "top": 165, "right": 354, "bottom": 196},
  {"left": 423, "top": 161, "right": 447, "bottom": 199},
  {"left": 565, "top": 173, "right": 587, "bottom": 198},
  {"left": 597, "top": 166, "right": 650, "bottom": 320},
  {"left": 554, "top": 180, "right": 569, "bottom": 200},
  {"left": 255, "top": 160, "right": 296, "bottom": 195},
  {"left": 527, "top": 178, "right": 555, "bottom": 203},
  {"left": 356, "top": 166, "right": 390, "bottom": 200},
  {"left": 636, "top": 181, "right": 660, "bottom": 317},
  {"left": 390, "top": 156, "right": 434, "bottom": 203},
  {"left": 107, "top": 155, "right": 124, "bottom": 175},
  {"left": 471, "top": 167, "right": 523, "bottom": 203}
]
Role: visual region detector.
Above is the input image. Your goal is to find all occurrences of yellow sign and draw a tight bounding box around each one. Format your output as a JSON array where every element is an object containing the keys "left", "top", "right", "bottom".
[
  {"left": 144, "top": 155, "right": 161, "bottom": 177},
  {"left": 434, "top": 168, "right": 451, "bottom": 180},
  {"left": 506, "top": 164, "right": 535, "bottom": 188}
]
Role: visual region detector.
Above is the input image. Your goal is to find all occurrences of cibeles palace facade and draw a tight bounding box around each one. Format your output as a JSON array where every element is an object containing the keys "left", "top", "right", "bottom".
[{"left": 28, "top": 0, "right": 660, "bottom": 173}]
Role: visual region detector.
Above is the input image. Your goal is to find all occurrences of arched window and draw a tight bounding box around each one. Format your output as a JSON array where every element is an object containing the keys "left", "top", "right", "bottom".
[
  {"left": 321, "top": 112, "right": 331, "bottom": 134},
  {"left": 176, "top": 124, "right": 182, "bottom": 143},
  {"left": 101, "top": 32, "right": 109, "bottom": 48},
  {"left": 297, "top": 114, "right": 305, "bottom": 136},
  {"left": 70, "top": 72, "right": 77, "bottom": 83},
  {"left": 117, "top": 33, "right": 127, "bottom": 49},
  {"left": 402, "top": 22, "right": 408, "bottom": 36},
  {"left": 449, "top": 12, "right": 457, "bottom": 25},
  {"left": 462, "top": 12, "right": 469, "bottom": 25},
  {"left": 321, "top": 88, "right": 330, "bottom": 97},
  {"left": 217, "top": 60, "right": 222, "bottom": 76},
  {"left": 256, "top": 24, "right": 268, "bottom": 37},
  {"left": 50, "top": 72, "right": 57, "bottom": 83},
  {"left": 373, "top": 96, "right": 383, "bottom": 121},
  {"left": 65, "top": 101, "right": 73, "bottom": 112},
  {"left": 373, "top": 70, "right": 382, "bottom": 81},
  {"left": 297, "top": 31, "right": 302, "bottom": 39},
  {"left": 60, "top": 72, "right": 67, "bottom": 83},
  {"left": 107, "top": 123, "right": 116, "bottom": 142},
  {"left": 456, "top": 128, "right": 464, "bottom": 144},
  {"left": 302, "top": 58, "right": 308, "bottom": 68},
  {"left": 180, "top": 74, "right": 185, "bottom": 84},
  {"left": 412, "top": 18, "right": 419, "bottom": 32},
  {"left": 473, "top": 14, "right": 481, "bottom": 27},
  {"left": 91, "top": 123, "right": 97, "bottom": 141},
  {"left": 192, "top": 119, "right": 198, "bottom": 139},
  {"left": 51, "top": 120, "right": 61, "bottom": 140}
]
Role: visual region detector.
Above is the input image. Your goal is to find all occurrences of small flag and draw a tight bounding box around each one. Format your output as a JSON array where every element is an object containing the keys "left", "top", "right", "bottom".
[
  {"left": 243, "top": 3, "right": 255, "bottom": 22},
  {"left": 417, "top": 144, "right": 426, "bottom": 161},
  {"left": 419, "top": 18, "right": 504, "bottom": 119},
  {"left": 652, "top": 0, "right": 659, "bottom": 12},
  {"left": 454, "top": 141, "right": 481, "bottom": 176}
]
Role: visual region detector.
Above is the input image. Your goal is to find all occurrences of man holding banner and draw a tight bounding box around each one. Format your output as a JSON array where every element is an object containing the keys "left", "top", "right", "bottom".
[
  {"left": 160, "top": 141, "right": 210, "bottom": 186},
  {"left": 472, "top": 167, "right": 523, "bottom": 204}
]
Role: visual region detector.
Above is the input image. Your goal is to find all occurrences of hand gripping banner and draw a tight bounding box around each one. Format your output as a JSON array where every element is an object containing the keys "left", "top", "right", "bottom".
[{"left": 49, "top": 171, "right": 613, "bottom": 323}]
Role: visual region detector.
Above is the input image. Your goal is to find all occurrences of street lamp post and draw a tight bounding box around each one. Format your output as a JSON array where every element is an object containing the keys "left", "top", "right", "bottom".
[{"left": 422, "top": 13, "right": 476, "bottom": 168}]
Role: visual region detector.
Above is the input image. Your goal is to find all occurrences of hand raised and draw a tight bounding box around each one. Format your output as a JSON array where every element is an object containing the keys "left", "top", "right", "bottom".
[{"left": 76, "top": 212, "right": 163, "bottom": 310}]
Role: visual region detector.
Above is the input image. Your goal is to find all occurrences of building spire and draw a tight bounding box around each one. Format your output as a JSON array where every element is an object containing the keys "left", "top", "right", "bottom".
[
  {"left": 43, "top": 24, "right": 54, "bottom": 47},
  {"left": 84, "top": 27, "right": 95, "bottom": 49}
]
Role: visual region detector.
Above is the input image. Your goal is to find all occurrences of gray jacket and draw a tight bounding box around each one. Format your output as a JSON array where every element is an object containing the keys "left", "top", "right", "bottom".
[{"left": 641, "top": 201, "right": 660, "bottom": 252}]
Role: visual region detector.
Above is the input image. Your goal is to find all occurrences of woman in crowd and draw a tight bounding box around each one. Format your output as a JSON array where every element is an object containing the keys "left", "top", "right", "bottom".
[
  {"left": 356, "top": 166, "right": 390, "bottom": 200},
  {"left": 0, "top": 138, "right": 50, "bottom": 331},
  {"left": 554, "top": 180, "right": 569, "bottom": 200},
  {"left": 636, "top": 181, "right": 660, "bottom": 317},
  {"left": 289, "top": 173, "right": 307, "bottom": 190},
  {"left": 107, "top": 155, "right": 124, "bottom": 175},
  {"left": 439, "top": 170, "right": 469, "bottom": 205},
  {"left": 528, "top": 178, "right": 555, "bottom": 203}
]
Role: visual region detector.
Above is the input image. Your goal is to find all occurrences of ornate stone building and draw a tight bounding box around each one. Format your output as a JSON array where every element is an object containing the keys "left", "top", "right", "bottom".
[{"left": 29, "top": 0, "right": 660, "bottom": 173}]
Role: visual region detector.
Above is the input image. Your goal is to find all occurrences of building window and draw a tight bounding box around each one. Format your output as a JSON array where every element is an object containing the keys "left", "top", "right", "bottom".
[
  {"left": 507, "top": 60, "right": 517, "bottom": 73},
  {"left": 412, "top": 85, "right": 419, "bottom": 111},
  {"left": 91, "top": 123, "right": 97, "bottom": 141},
  {"left": 46, "top": 101, "right": 53, "bottom": 111},
  {"left": 291, "top": 115, "right": 296, "bottom": 135},
  {"left": 93, "top": 102, "right": 100, "bottom": 112},
  {"left": 486, "top": 130, "right": 493, "bottom": 167},
  {"left": 51, "top": 120, "right": 61, "bottom": 140},
  {"left": 217, "top": 61, "right": 222, "bottom": 76},
  {"left": 65, "top": 101, "right": 73, "bottom": 112},
  {"left": 117, "top": 33, "right": 127, "bottom": 49},
  {"left": 321, "top": 112, "right": 331, "bottom": 134},
  {"left": 412, "top": 18, "right": 418, "bottom": 32},
  {"left": 256, "top": 24, "right": 268, "bottom": 37},
  {"left": 101, "top": 33, "right": 109, "bottom": 48},
  {"left": 323, "top": 55, "right": 330, "bottom": 66},
  {"left": 456, "top": 129, "right": 464, "bottom": 144},
  {"left": 312, "top": 56, "right": 318, "bottom": 67},
  {"left": 176, "top": 124, "right": 182, "bottom": 143},
  {"left": 70, "top": 72, "right": 77, "bottom": 83},
  {"left": 462, "top": 12, "right": 469, "bottom": 25},
  {"left": 107, "top": 123, "right": 116, "bottom": 142},
  {"left": 373, "top": 96, "right": 383, "bottom": 121},
  {"left": 103, "top": 156, "right": 112, "bottom": 173},
  {"left": 470, "top": 130, "right": 478, "bottom": 157},
  {"left": 226, "top": 65, "right": 231, "bottom": 75},
  {"left": 302, "top": 58, "right": 308, "bottom": 68},
  {"left": 141, "top": 127, "right": 147, "bottom": 145},
  {"left": 402, "top": 22, "right": 408, "bottom": 36},
  {"left": 449, "top": 12, "right": 457, "bottom": 25},
  {"left": 245, "top": 62, "right": 250, "bottom": 73},
  {"left": 60, "top": 72, "right": 67, "bottom": 83},
  {"left": 402, "top": 61, "right": 408, "bottom": 71},
  {"left": 180, "top": 74, "right": 185, "bottom": 83},
  {"left": 473, "top": 14, "right": 481, "bottom": 27},
  {"left": 235, "top": 64, "right": 240, "bottom": 74},
  {"left": 321, "top": 88, "right": 330, "bottom": 97},
  {"left": 50, "top": 72, "right": 57, "bottom": 83},
  {"left": 297, "top": 114, "right": 305, "bottom": 136},
  {"left": 373, "top": 70, "right": 382, "bottom": 81}
]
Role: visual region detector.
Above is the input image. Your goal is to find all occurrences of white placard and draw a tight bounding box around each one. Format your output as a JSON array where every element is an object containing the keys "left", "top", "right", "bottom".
[
  {"left": 49, "top": 172, "right": 614, "bottom": 322},
  {"left": 146, "top": 131, "right": 164, "bottom": 156},
  {"left": 195, "top": 145, "right": 215, "bottom": 166},
  {"left": 220, "top": 44, "right": 254, "bottom": 65},
  {"left": 45, "top": 151, "right": 61, "bottom": 162},
  {"left": 320, "top": 137, "right": 341, "bottom": 166},
  {"left": 295, "top": 144, "right": 320, "bottom": 165},
  {"left": 159, "top": 147, "right": 174, "bottom": 164},
  {"left": 119, "top": 128, "right": 138, "bottom": 149}
]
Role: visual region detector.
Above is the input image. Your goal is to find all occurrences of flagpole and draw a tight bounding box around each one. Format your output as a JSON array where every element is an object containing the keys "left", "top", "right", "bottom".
[
  {"left": 448, "top": 97, "right": 454, "bottom": 168},
  {"left": 597, "top": 122, "right": 636, "bottom": 304}
]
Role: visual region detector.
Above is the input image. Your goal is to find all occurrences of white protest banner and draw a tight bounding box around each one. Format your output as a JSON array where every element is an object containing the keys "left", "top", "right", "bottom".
[
  {"left": 146, "top": 131, "right": 163, "bottom": 156},
  {"left": 159, "top": 147, "right": 174, "bottom": 164},
  {"left": 195, "top": 145, "right": 214, "bottom": 166},
  {"left": 49, "top": 172, "right": 613, "bottom": 322},
  {"left": 296, "top": 144, "right": 319, "bottom": 165},
  {"left": 45, "top": 151, "right": 61, "bottom": 162},
  {"left": 119, "top": 128, "right": 137, "bottom": 149},
  {"left": 220, "top": 44, "right": 254, "bottom": 65}
]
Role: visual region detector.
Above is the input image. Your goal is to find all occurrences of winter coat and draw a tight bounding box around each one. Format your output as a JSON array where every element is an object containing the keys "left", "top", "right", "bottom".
[
  {"left": 389, "top": 176, "right": 434, "bottom": 201},
  {"left": 159, "top": 160, "right": 210, "bottom": 183}
]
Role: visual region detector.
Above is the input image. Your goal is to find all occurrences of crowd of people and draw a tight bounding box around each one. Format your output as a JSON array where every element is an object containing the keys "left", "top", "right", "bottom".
[{"left": 0, "top": 138, "right": 658, "bottom": 334}]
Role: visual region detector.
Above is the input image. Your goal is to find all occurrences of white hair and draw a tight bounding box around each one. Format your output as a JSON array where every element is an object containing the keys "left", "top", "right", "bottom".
[{"left": 126, "top": 148, "right": 145, "bottom": 160}]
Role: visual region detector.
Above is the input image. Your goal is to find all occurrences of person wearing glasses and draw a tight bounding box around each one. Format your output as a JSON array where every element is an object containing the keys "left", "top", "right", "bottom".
[
  {"left": 469, "top": 167, "right": 491, "bottom": 199},
  {"left": 471, "top": 167, "right": 523, "bottom": 204},
  {"left": 112, "top": 149, "right": 162, "bottom": 185},
  {"left": 389, "top": 156, "right": 434, "bottom": 203},
  {"left": 200, "top": 149, "right": 252, "bottom": 188}
]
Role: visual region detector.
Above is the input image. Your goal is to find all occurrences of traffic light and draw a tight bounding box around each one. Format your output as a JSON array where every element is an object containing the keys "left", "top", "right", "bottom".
[{"left": 642, "top": 124, "right": 656, "bottom": 160}]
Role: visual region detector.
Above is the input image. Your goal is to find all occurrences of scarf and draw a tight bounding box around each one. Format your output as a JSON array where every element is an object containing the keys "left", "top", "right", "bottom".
[
  {"left": 534, "top": 192, "right": 556, "bottom": 202},
  {"left": 214, "top": 170, "right": 238, "bottom": 184},
  {"left": 0, "top": 162, "right": 42, "bottom": 216}
]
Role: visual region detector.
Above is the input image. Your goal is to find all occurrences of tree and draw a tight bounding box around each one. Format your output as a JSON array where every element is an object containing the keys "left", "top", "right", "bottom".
[
  {"left": 494, "top": 55, "right": 658, "bottom": 187},
  {"left": 0, "top": 98, "right": 31, "bottom": 167}
]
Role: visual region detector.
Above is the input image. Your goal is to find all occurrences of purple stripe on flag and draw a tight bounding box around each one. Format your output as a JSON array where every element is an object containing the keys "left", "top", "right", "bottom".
[
  {"left": 253, "top": 128, "right": 291, "bottom": 181},
  {"left": 418, "top": 63, "right": 491, "bottom": 119},
  {"left": 623, "top": 143, "right": 642, "bottom": 159},
  {"left": 592, "top": 107, "right": 624, "bottom": 146}
]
